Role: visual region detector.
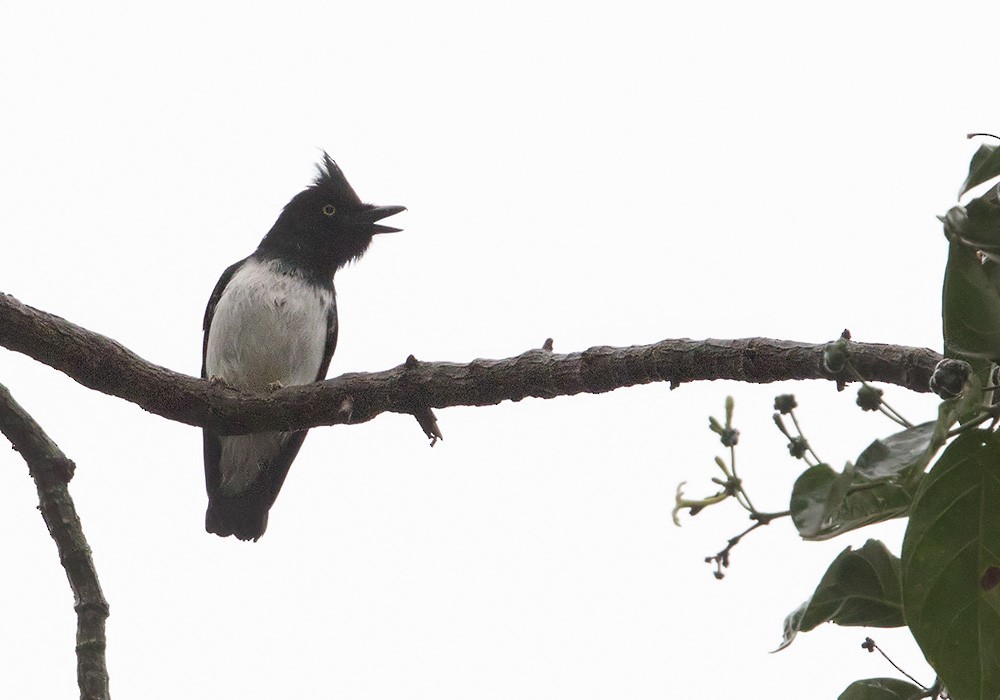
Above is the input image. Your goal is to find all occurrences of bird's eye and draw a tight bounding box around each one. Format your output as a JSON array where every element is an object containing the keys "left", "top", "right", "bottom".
[{"left": 322, "top": 204, "right": 337, "bottom": 216}]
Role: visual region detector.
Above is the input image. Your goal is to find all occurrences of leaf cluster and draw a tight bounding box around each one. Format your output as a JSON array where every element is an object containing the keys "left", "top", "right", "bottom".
[{"left": 676, "top": 142, "right": 1000, "bottom": 699}]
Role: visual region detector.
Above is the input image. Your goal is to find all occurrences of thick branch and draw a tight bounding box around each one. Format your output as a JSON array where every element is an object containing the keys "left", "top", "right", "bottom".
[
  {"left": 0, "top": 382, "right": 110, "bottom": 700},
  {"left": 0, "top": 292, "right": 941, "bottom": 435}
]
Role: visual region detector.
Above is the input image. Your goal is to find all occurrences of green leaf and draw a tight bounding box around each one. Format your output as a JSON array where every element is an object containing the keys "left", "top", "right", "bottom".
[
  {"left": 789, "top": 464, "right": 848, "bottom": 538},
  {"left": 941, "top": 192, "right": 1000, "bottom": 377},
  {"left": 790, "top": 464, "right": 918, "bottom": 541},
  {"left": 940, "top": 204, "right": 969, "bottom": 242},
  {"left": 776, "top": 540, "right": 904, "bottom": 651},
  {"left": 901, "top": 430, "right": 1000, "bottom": 699},
  {"left": 837, "top": 677, "right": 925, "bottom": 700},
  {"left": 854, "top": 421, "right": 938, "bottom": 481},
  {"left": 959, "top": 143, "right": 1000, "bottom": 198},
  {"left": 962, "top": 195, "right": 1000, "bottom": 251},
  {"left": 942, "top": 235, "right": 1000, "bottom": 361}
]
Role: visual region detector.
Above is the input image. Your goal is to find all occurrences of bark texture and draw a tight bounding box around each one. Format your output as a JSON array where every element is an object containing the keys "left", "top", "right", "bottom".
[
  {"left": 0, "top": 293, "right": 941, "bottom": 436},
  {"left": 0, "top": 382, "right": 110, "bottom": 700}
]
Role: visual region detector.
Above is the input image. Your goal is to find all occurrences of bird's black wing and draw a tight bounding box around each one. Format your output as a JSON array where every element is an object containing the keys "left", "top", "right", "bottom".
[
  {"left": 201, "top": 257, "right": 247, "bottom": 378},
  {"left": 202, "top": 258, "right": 246, "bottom": 534},
  {"left": 315, "top": 300, "right": 339, "bottom": 381}
]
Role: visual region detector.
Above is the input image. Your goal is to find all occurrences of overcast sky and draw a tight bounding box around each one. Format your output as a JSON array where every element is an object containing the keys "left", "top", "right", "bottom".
[{"left": 0, "top": 2, "right": 991, "bottom": 698}]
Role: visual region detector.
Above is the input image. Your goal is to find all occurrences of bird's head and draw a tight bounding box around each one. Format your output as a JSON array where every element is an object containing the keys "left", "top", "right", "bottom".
[{"left": 259, "top": 153, "right": 405, "bottom": 275}]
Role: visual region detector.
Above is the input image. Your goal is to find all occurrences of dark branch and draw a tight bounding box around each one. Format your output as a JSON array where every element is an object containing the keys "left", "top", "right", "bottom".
[
  {"left": 0, "top": 292, "right": 942, "bottom": 435},
  {"left": 0, "top": 381, "right": 110, "bottom": 700}
]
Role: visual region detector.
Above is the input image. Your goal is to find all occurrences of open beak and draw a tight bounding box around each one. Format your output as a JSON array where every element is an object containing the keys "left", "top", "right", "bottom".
[{"left": 353, "top": 204, "right": 406, "bottom": 234}]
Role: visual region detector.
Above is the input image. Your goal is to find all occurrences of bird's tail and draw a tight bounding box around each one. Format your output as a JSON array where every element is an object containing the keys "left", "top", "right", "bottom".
[
  {"left": 206, "top": 494, "right": 269, "bottom": 542},
  {"left": 203, "top": 429, "right": 307, "bottom": 542}
]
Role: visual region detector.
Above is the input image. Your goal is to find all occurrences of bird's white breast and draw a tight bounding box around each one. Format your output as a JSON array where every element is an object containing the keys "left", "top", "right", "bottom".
[{"left": 205, "top": 257, "right": 335, "bottom": 391}]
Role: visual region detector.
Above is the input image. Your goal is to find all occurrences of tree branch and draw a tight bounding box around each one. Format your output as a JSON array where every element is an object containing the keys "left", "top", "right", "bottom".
[
  {"left": 0, "top": 381, "right": 110, "bottom": 700},
  {"left": 0, "top": 292, "right": 941, "bottom": 435}
]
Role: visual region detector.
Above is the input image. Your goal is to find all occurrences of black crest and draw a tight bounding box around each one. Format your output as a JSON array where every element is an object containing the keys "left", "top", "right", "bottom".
[{"left": 312, "top": 152, "right": 361, "bottom": 206}]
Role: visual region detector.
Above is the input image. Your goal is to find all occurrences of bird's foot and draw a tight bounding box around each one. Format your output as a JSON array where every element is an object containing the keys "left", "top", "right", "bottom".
[{"left": 268, "top": 380, "right": 285, "bottom": 391}]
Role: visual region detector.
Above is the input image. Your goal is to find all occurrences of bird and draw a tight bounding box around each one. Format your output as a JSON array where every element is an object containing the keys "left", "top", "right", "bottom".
[{"left": 201, "top": 153, "right": 404, "bottom": 541}]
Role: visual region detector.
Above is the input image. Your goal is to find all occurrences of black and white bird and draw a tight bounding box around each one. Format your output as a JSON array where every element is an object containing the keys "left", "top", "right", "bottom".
[{"left": 201, "top": 154, "right": 404, "bottom": 541}]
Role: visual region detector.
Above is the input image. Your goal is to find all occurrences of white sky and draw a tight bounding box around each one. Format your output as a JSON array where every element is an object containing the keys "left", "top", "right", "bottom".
[{"left": 0, "top": 2, "right": 989, "bottom": 697}]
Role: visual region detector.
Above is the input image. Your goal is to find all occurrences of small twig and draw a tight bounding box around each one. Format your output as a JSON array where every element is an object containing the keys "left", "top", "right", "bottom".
[
  {"left": 773, "top": 411, "right": 817, "bottom": 465},
  {"left": 0, "top": 381, "right": 110, "bottom": 700},
  {"left": 754, "top": 509, "right": 791, "bottom": 523},
  {"left": 403, "top": 355, "right": 444, "bottom": 446},
  {"left": 786, "top": 409, "right": 822, "bottom": 464},
  {"left": 877, "top": 404, "right": 910, "bottom": 428},
  {"left": 690, "top": 398, "right": 792, "bottom": 578},
  {"left": 729, "top": 444, "right": 757, "bottom": 513},
  {"left": 878, "top": 399, "right": 913, "bottom": 428},
  {"left": 415, "top": 407, "right": 443, "bottom": 446},
  {"left": 945, "top": 400, "right": 1000, "bottom": 438},
  {"left": 706, "top": 521, "right": 766, "bottom": 579},
  {"left": 861, "top": 637, "right": 926, "bottom": 691},
  {"left": 848, "top": 365, "right": 914, "bottom": 428}
]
